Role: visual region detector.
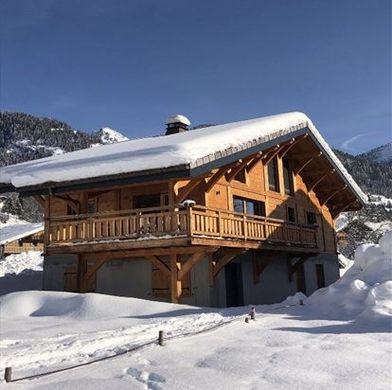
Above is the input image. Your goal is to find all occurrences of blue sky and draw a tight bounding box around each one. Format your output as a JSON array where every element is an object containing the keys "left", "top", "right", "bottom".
[{"left": 0, "top": 0, "right": 390, "bottom": 154}]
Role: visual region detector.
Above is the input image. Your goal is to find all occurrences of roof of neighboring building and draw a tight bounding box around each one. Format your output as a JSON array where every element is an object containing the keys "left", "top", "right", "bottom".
[
  {"left": 0, "top": 112, "right": 367, "bottom": 204},
  {"left": 0, "top": 223, "right": 44, "bottom": 245}
]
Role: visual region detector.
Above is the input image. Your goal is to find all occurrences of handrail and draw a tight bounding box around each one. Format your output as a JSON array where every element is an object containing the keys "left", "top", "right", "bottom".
[{"left": 47, "top": 204, "right": 318, "bottom": 247}]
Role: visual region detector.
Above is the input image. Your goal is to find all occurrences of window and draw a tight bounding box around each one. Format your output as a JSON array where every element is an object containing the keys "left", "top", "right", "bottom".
[
  {"left": 233, "top": 196, "right": 265, "bottom": 216},
  {"left": 315, "top": 264, "right": 325, "bottom": 288},
  {"left": 234, "top": 169, "right": 247, "bottom": 184},
  {"left": 306, "top": 211, "right": 317, "bottom": 225},
  {"left": 133, "top": 194, "right": 161, "bottom": 209},
  {"left": 282, "top": 158, "right": 294, "bottom": 195},
  {"left": 267, "top": 157, "right": 279, "bottom": 192},
  {"left": 87, "top": 199, "right": 97, "bottom": 214},
  {"left": 287, "top": 206, "right": 296, "bottom": 223}
]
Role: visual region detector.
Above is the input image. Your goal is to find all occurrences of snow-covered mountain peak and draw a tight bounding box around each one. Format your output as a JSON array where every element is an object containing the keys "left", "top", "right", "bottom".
[
  {"left": 359, "top": 142, "right": 392, "bottom": 164},
  {"left": 95, "top": 127, "right": 129, "bottom": 144}
]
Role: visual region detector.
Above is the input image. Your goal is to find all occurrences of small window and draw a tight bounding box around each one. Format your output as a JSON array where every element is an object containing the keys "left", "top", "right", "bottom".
[
  {"left": 267, "top": 157, "right": 280, "bottom": 192},
  {"left": 316, "top": 264, "right": 325, "bottom": 288},
  {"left": 233, "top": 196, "right": 265, "bottom": 216},
  {"left": 87, "top": 200, "right": 97, "bottom": 214},
  {"left": 67, "top": 204, "right": 77, "bottom": 215},
  {"left": 234, "top": 169, "right": 247, "bottom": 184},
  {"left": 287, "top": 206, "right": 296, "bottom": 223},
  {"left": 133, "top": 194, "right": 161, "bottom": 209},
  {"left": 283, "top": 158, "right": 294, "bottom": 195},
  {"left": 306, "top": 211, "right": 317, "bottom": 225}
]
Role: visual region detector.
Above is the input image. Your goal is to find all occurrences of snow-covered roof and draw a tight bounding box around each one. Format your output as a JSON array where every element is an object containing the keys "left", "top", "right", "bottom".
[
  {"left": 0, "top": 112, "right": 367, "bottom": 203},
  {"left": 0, "top": 223, "right": 44, "bottom": 245}
]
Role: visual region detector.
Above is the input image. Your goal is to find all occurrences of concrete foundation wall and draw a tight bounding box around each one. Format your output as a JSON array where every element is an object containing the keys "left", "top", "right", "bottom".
[
  {"left": 96, "top": 258, "right": 152, "bottom": 299},
  {"left": 43, "top": 254, "right": 78, "bottom": 291},
  {"left": 43, "top": 251, "right": 340, "bottom": 308},
  {"left": 241, "top": 253, "right": 297, "bottom": 305}
]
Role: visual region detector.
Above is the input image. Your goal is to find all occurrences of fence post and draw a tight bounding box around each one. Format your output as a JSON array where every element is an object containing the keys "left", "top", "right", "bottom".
[
  {"left": 158, "top": 330, "right": 165, "bottom": 346},
  {"left": 4, "top": 367, "right": 12, "bottom": 382}
]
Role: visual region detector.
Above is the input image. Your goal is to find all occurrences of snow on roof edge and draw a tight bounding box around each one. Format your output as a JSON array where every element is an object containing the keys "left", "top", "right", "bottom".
[
  {"left": 0, "top": 111, "right": 367, "bottom": 204},
  {"left": 0, "top": 223, "right": 44, "bottom": 245}
]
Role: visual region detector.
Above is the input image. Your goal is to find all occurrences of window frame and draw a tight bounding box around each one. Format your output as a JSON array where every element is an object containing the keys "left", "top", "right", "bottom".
[{"left": 267, "top": 157, "right": 280, "bottom": 192}]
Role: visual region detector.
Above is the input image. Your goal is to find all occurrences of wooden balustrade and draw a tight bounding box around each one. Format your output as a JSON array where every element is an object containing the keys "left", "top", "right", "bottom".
[{"left": 48, "top": 205, "right": 318, "bottom": 248}]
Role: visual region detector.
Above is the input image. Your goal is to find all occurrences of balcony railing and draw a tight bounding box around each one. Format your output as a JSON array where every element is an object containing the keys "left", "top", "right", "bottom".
[{"left": 47, "top": 205, "right": 318, "bottom": 248}]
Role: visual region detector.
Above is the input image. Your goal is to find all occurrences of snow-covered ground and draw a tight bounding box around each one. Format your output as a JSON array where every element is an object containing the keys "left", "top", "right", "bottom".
[{"left": 0, "top": 231, "right": 390, "bottom": 389}]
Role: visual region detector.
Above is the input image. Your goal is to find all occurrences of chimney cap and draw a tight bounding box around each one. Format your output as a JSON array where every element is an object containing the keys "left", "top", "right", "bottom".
[{"left": 166, "top": 114, "right": 191, "bottom": 127}]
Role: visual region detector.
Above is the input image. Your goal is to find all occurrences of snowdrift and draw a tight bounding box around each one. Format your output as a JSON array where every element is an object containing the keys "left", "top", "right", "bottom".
[
  {"left": 308, "top": 230, "right": 392, "bottom": 327},
  {"left": 0, "top": 290, "right": 204, "bottom": 320}
]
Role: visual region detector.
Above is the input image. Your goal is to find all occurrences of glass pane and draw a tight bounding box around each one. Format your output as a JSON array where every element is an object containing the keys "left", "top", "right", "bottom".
[
  {"left": 245, "top": 201, "right": 255, "bottom": 215},
  {"left": 233, "top": 197, "right": 244, "bottom": 213}
]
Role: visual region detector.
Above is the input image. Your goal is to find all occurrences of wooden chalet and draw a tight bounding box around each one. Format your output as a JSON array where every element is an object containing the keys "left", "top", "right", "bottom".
[
  {"left": 0, "top": 223, "right": 44, "bottom": 257},
  {"left": 0, "top": 112, "right": 366, "bottom": 306}
]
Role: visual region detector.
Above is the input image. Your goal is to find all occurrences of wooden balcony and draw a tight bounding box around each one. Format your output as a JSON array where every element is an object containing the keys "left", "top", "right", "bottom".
[{"left": 46, "top": 205, "right": 318, "bottom": 253}]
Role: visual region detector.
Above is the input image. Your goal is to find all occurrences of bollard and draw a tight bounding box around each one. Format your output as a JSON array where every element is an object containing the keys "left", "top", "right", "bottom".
[
  {"left": 249, "top": 307, "right": 256, "bottom": 320},
  {"left": 4, "top": 367, "right": 12, "bottom": 383},
  {"left": 299, "top": 299, "right": 304, "bottom": 306},
  {"left": 245, "top": 317, "right": 249, "bottom": 323},
  {"left": 158, "top": 330, "right": 164, "bottom": 346}
]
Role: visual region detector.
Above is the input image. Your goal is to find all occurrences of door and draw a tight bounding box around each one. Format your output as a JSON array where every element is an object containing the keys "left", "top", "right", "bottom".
[
  {"left": 225, "top": 263, "right": 244, "bottom": 307},
  {"left": 295, "top": 263, "right": 306, "bottom": 294}
]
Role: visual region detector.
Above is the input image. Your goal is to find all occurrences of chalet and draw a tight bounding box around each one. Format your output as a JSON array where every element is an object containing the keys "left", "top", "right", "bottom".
[
  {"left": 0, "top": 222, "right": 44, "bottom": 257},
  {"left": 0, "top": 112, "right": 366, "bottom": 306}
]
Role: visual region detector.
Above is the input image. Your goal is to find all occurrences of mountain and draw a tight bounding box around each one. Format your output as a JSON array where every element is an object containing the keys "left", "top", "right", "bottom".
[
  {"left": 333, "top": 149, "right": 392, "bottom": 198},
  {"left": 0, "top": 112, "right": 129, "bottom": 167},
  {"left": 359, "top": 142, "right": 392, "bottom": 164},
  {"left": 0, "top": 112, "right": 129, "bottom": 223},
  {"left": 95, "top": 127, "right": 129, "bottom": 144}
]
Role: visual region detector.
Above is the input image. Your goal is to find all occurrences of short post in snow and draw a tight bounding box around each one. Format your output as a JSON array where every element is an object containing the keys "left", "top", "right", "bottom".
[
  {"left": 249, "top": 306, "right": 256, "bottom": 320},
  {"left": 245, "top": 317, "right": 249, "bottom": 323},
  {"left": 158, "top": 330, "right": 164, "bottom": 346},
  {"left": 4, "top": 367, "right": 12, "bottom": 383}
]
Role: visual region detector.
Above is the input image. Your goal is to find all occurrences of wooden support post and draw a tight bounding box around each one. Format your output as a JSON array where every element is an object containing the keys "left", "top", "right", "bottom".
[
  {"left": 77, "top": 255, "right": 88, "bottom": 293},
  {"left": 170, "top": 254, "right": 181, "bottom": 303}
]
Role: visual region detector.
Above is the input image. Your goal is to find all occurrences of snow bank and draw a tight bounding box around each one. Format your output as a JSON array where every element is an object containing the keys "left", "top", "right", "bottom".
[
  {"left": 308, "top": 230, "right": 392, "bottom": 327},
  {"left": 0, "top": 251, "right": 43, "bottom": 277},
  {"left": 0, "top": 290, "right": 204, "bottom": 320}
]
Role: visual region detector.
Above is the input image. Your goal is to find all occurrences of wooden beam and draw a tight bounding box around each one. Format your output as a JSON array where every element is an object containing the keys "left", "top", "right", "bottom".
[
  {"left": 262, "top": 144, "right": 281, "bottom": 165},
  {"left": 332, "top": 199, "right": 358, "bottom": 219},
  {"left": 278, "top": 134, "right": 308, "bottom": 159},
  {"left": 225, "top": 157, "right": 253, "bottom": 182},
  {"left": 205, "top": 163, "right": 234, "bottom": 192},
  {"left": 320, "top": 185, "right": 347, "bottom": 206},
  {"left": 245, "top": 152, "right": 263, "bottom": 173},
  {"left": 145, "top": 255, "right": 171, "bottom": 278},
  {"left": 289, "top": 256, "right": 310, "bottom": 277},
  {"left": 294, "top": 151, "right": 322, "bottom": 175},
  {"left": 176, "top": 176, "right": 206, "bottom": 203},
  {"left": 253, "top": 256, "right": 272, "bottom": 284},
  {"left": 178, "top": 251, "right": 207, "bottom": 281},
  {"left": 308, "top": 169, "right": 335, "bottom": 192},
  {"left": 33, "top": 195, "right": 45, "bottom": 208},
  {"left": 77, "top": 254, "right": 88, "bottom": 293},
  {"left": 53, "top": 195, "right": 80, "bottom": 213},
  {"left": 212, "top": 249, "right": 244, "bottom": 278},
  {"left": 84, "top": 258, "right": 109, "bottom": 283}
]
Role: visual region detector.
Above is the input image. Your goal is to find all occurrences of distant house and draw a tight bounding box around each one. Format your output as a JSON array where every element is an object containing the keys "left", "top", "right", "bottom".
[
  {"left": 0, "top": 223, "right": 44, "bottom": 256},
  {"left": 0, "top": 112, "right": 366, "bottom": 306}
]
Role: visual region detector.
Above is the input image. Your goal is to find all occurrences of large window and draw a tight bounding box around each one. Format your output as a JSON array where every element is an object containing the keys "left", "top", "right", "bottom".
[
  {"left": 233, "top": 196, "right": 265, "bottom": 216},
  {"left": 267, "top": 157, "right": 279, "bottom": 192},
  {"left": 282, "top": 158, "right": 294, "bottom": 195}
]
